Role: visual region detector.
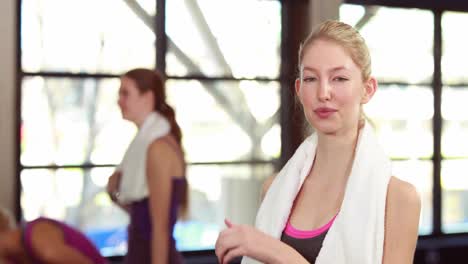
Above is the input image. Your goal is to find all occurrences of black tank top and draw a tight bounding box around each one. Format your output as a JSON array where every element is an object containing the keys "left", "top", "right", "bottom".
[
  {"left": 280, "top": 229, "right": 328, "bottom": 263},
  {"left": 280, "top": 214, "right": 336, "bottom": 263}
]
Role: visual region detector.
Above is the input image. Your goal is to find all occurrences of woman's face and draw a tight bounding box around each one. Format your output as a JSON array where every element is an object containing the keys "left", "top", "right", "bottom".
[
  {"left": 296, "top": 39, "right": 375, "bottom": 136},
  {"left": 118, "top": 76, "right": 153, "bottom": 123}
]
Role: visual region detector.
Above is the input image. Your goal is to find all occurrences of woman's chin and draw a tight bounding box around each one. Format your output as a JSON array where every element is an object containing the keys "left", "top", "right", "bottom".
[
  {"left": 315, "top": 126, "right": 339, "bottom": 135},
  {"left": 312, "top": 121, "right": 360, "bottom": 137},
  {"left": 310, "top": 119, "right": 339, "bottom": 134}
]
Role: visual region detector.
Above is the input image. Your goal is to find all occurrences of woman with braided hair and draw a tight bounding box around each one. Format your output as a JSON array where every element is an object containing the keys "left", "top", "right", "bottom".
[{"left": 106, "top": 68, "right": 188, "bottom": 264}]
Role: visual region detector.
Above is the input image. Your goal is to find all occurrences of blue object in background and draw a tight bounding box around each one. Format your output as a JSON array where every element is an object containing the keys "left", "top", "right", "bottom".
[
  {"left": 86, "top": 227, "right": 128, "bottom": 257},
  {"left": 85, "top": 220, "right": 221, "bottom": 256}
]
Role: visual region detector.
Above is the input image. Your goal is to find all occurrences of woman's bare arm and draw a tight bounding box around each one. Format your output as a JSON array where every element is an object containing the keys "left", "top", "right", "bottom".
[
  {"left": 146, "top": 139, "right": 180, "bottom": 264},
  {"left": 383, "top": 176, "right": 421, "bottom": 264},
  {"left": 29, "top": 221, "right": 95, "bottom": 264}
]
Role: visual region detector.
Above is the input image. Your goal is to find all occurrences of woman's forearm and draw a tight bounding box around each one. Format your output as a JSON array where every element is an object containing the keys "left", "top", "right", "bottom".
[
  {"left": 264, "top": 238, "right": 309, "bottom": 264},
  {"left": 216, "top": 222, "right": 310, "bottom": 264},
  {"left": 151, "top": 230, "right": 169, "bottom": 264},
  {"left": 244, "top": 230, "right": 309, "bottom": 264}
]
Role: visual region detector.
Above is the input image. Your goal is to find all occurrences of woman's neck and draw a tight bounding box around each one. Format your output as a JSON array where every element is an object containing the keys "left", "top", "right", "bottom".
[
  {"left": 134, "top": 111, "right": 153, "bottom": 128},
  {"left": 313, "top": 125, "right": 360, "bottom": 183}
]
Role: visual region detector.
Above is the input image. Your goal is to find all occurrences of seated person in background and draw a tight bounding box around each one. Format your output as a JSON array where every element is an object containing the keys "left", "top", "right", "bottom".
[{"left": 0, "top": 207, "right": 107, "bottom": 264}]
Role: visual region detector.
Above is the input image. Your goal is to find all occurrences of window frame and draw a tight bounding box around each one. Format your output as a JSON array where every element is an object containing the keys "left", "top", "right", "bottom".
[{"left": 16, "top": 0, "right": 284, "bottom": 256}]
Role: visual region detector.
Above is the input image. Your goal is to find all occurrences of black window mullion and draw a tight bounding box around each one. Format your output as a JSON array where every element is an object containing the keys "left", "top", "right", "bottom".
[
  {"left": 166, "top": 75, "right": 280, "bottom": 82},
  {"left": 279, "top": 0, "right": 308, "bottom": 168},
  {"left": 22, "top": 71, "right": 120, "bottom": 79},
  {"left": 345, "top": 0, "right": 468, "bottom": 13},
  {"left": 20, "top": 159, "right": 278, "bottom": 170},
  {"left": 156, "top": 0, "right": 166, "bottom": 73},
  {"left": 15, "top": 0, "right": 23, "bottom": 222},
  {"left": 432, "top": 9, "right": 443, "bottom": 235}
]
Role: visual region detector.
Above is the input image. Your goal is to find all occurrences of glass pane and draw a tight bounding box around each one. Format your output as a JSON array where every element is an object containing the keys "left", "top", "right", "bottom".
[
  {"left": 136, "top": 0, "right": 156, "bottom": 16},
  {"left": 20, "top": 167, "right": 129, "bottom": 257},
  {"left": 442, "top": 12, "right": 468, "bottom": 84},
  {"left": 166, "top": 79, "right": 281, "bottom": 162},
  {"left": 21, "top": 76, "right": 135, "bottom": 166},
  {"left": 21, "top": 0, "right": 155, "bottom": 73},
  {"left": 339, "top": 4, "right": 366, "bottom": 27},
  {"left": 392, "top": 160, "right": 433, "bottom": 235},
  {"left": 175, "top": 163, "right": 275, "bottom": 250},
  {"left": 442, "top": 86, "right": 468, "bottom": 158},
  {"left": 364, "top": 85, "right": 433, "bottom": 159},
  {"left": 442, "top": 159, "right": 468, "bottom": 233},
  {"left": 340, "top": 5, "right": 433, "bottom": 83},
  {"left": 166, "top": 0, "right": 281, "bottom": 78}
]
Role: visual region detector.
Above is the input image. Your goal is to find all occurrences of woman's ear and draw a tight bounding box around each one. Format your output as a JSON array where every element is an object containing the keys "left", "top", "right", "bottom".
[
  {"left": 142, "top": 90, "right": 155, "bottom": 106},
  {"left": 361, "top": 77, "right": 377, "bottom": 104}
]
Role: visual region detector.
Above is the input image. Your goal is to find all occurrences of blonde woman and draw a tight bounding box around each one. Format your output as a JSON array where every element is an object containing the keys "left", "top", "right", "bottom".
[{"left": 215, "top": 20, "right": 420, "bottom": 264}]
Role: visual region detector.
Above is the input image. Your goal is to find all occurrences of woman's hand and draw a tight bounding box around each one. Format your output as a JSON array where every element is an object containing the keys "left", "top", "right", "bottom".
[
  {"left": 215, "top": 219, "right": 307, "bottom": 264},
  {"left": 106, "top": 171, "right": 122, "bottom": 202},
  {"left": 215, "top": 219, "right": 262, "bottom": 264}
]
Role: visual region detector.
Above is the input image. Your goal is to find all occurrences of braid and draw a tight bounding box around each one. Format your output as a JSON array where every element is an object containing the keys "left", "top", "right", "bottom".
[
  {"left": 157, "top": 102, "right": 188, "bottom": 218},
  {"left": 158, "top": 102, "right": 182, "bottom": 145}
]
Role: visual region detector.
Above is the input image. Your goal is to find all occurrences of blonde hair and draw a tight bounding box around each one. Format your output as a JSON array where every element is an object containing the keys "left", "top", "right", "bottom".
[
  {"left": 298, "top": 20, "right": 371, "bottom": 81},
  {"left": 0, "top": 207, "right": 15, "bottom": 232}
]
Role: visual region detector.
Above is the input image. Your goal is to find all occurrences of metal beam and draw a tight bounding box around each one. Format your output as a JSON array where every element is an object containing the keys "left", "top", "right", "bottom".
[
  {"left": 354, "top": 6, "right": 379, "bottom": 31},
  {"left": 184, "top": 0, "right": 233, "bottom": 75},
  {"left": 123, "top": 0, "right": 197, "bottom": 71}
]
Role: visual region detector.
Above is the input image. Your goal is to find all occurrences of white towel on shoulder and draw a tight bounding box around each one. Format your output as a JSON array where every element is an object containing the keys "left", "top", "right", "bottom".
[
  {"left": 242, "top": 122, "right": 391, "bottom": 264},
  {"left": 116, "top": 112, "right": 171, "bottom": 203}
]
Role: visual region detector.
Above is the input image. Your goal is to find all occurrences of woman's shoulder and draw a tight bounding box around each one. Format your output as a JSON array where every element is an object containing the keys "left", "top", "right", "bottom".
[
  {"left": 148, "top": 135, "right": 182, "bottom": 158},
  {"left": 25, "top": 218, "right": 63, "bottom": 249},
  {"left": 146, "top": 135, "right": 185, "bottom": 177},
  {"left": 387, "top": 176, "right": 420, "bottom": 207},
  {"left": 386, "top": 176, "right": 421, "bottom": 222},
  {"left": 260, "top": 173, "right": 278, "bottom": 202},
  {"left": 26, "top": 217, "right": 62, "bottom": 234}
]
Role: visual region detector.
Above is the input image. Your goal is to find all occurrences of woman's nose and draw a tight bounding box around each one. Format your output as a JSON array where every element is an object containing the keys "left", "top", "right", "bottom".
[{"left": 317, "top": 81, "right": 331, "bottom": 101}]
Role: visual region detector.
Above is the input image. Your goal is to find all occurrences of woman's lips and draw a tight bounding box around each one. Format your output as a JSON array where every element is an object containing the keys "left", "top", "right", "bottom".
[{"left": 314, "top": 107, "right": 337, "bottom": 118}]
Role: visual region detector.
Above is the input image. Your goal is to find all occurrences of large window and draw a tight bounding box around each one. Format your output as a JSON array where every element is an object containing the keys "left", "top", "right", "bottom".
[
  {"left": 441, "top": 12, "right": 468, "bottom": 234},
  {"left": 19, "top": 0, "right": 281, "bottom": 256},
  {"left": 341, "top": 3, "right": 468, "bottom": 237}
]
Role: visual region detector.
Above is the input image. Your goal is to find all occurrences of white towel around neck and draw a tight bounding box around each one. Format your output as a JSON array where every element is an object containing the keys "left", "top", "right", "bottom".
[
  {"left": 116, "top": 112, "right": 171, "bottom": 203},
  {"left": 242, "top": 122, "right": 392, "bottom": 264}
]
